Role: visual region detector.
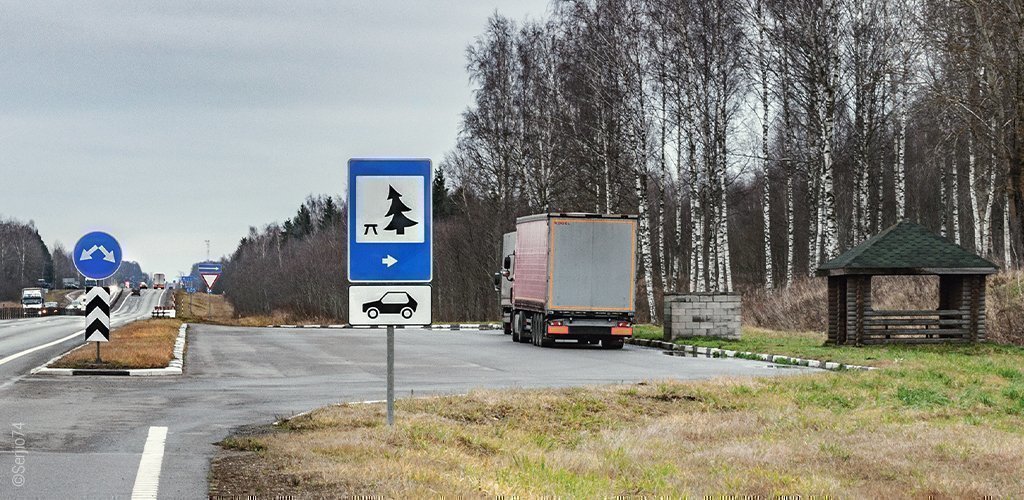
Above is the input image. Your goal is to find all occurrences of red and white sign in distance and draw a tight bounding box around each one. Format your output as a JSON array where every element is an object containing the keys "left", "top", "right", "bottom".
[{"left": 201, "top": 274, "right": 220, "bottom": 290}]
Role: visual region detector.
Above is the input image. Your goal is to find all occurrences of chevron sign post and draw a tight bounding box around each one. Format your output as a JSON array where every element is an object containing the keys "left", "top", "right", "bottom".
[{"left": 85, "top": 287, "right": 111, "bottom": 363}]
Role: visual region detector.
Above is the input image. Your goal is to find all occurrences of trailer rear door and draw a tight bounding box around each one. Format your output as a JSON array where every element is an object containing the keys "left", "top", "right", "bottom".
[{"left": 548, "top": 217, "right": 636, "bottom": 313}]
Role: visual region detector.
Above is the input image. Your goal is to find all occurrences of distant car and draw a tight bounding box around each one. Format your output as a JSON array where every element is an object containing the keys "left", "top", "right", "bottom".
[
  {"left": 140, "top": 282, "right": 148, "bottom": 289},
  {"left": 131, "top": 287, "right": 141, "bottom": 296},
  {"left": 43, "top": 301, "right": 58, "bottom": 308},
  {"left": 362, "top": 292, "right": 418, "bottom": 319}
]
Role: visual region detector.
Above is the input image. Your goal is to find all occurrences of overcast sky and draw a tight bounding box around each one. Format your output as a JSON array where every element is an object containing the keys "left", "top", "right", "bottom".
[{"left": 0, "top": 1, "right": 549, "bottom": 278}]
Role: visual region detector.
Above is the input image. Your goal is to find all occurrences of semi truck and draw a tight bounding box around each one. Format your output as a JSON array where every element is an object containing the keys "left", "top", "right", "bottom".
[
  {"left": 153, "top": 274, "right": 166, "bottom": 290},
  {"left": 498, "top": 213, "right": 637, "bottom": 349}
]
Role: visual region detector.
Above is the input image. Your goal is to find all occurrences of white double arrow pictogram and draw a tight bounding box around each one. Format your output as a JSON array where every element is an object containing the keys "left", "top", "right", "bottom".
[{"left": 80, "top": 245, "right": 116, "bottom": 263}]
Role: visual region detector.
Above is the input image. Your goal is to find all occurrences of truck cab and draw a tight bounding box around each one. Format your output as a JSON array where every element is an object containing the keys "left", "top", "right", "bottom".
[
  {"left": 21, "top": 288, "right": 44, "bottom": 310},
  {"left": 495, "top": 232, "right": 516, "bottom": 335}
]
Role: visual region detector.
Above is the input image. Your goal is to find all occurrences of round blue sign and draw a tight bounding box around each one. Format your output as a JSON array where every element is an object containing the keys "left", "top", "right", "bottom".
[{"left": 73, "top": 231, "right": 123, "bottom": 280}]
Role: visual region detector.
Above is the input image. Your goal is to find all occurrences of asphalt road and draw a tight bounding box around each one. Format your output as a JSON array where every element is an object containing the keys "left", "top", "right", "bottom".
[
  {"left": 0, "top": 324, "right": 812, "bottom": 499},
  {"left": 0, "top": 289, "right": 167, "bottom": 387}
]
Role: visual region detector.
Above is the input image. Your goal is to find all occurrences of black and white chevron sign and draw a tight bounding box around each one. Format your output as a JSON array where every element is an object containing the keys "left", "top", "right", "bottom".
[{"left": 85, "top": 286, "right": 111, "bottom": 343}]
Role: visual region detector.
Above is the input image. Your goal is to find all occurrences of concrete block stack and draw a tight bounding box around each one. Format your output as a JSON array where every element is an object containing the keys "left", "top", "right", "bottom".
[{"left": 663, "top": 293, "right": 741, "bottom": 341}]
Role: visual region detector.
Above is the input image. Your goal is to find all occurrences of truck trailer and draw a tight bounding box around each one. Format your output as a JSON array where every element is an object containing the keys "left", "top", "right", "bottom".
[
  {"left": 153, "top": 273, "right": 166, "bottom": 290},
  {"left": 499, "top": 213, "right": 637, "bottom": 349}
]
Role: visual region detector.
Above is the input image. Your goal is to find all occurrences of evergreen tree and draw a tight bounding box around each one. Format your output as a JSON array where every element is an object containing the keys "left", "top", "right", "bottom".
[
  {"left": 384, "top": 185, "right": 417, "bottom": 235},
  {"left": 433, "top": 169, "right": 452, "bottom": 219}
]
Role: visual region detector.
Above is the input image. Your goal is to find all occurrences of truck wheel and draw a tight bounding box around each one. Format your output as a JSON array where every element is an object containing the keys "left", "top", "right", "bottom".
[
  {"left": 511, "top": 313, "right": 521, "bottom": 342},
  {"left": 534, "top": 313, "right": 554, "bottom": 347},
  {"left": 601, "top": 339, "right": 624, "bottom": 350},
  {"left": 503, "top": 322, "right": 512, "bottom": 335},
  {"left": 519, "top": 313, "right": 533, "bottom": 343}
]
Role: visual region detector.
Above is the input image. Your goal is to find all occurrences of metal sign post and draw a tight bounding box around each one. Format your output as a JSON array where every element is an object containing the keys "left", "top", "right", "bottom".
[
  {"left": 387, "top": 325, "right": 395, "bottom": 425},
  {"left": 84, "top": 286, "right": 111, "bottom": 364},
  {"left": 74, "top": 232, "right": 120, "bottom": 363},
  {"left": 197, "top": 263, "right": 222, "bottom": 317},
  {"left": 347, "top": 159, "right": 433, "bottom": 427}
]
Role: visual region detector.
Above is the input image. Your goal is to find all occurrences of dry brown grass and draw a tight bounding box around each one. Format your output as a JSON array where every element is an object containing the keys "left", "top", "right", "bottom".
[
  {"left": 174, "top": 290, "right": 339, "bottom": 327},
  {"left": 744, "top": 271, "right": 1024, "bottom": 346},
  {"left": 174, "top": 290, "right": 285, "bottom": 327},
  {"left": 210, "top": 367, "right": 1024, "bottom": 498},
  {"left": 52, "top": 319, "right": 182, "bottom": 369},
  {"left": 985, "top": 270, "right": 1024, "bottom": 345}
]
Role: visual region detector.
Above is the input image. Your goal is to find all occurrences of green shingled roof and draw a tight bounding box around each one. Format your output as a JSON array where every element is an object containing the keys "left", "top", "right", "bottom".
[{"left": 816, "top": 220, "right": 998, "bottom": 275}]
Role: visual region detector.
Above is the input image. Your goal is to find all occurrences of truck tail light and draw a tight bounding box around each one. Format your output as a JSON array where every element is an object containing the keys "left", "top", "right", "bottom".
[
  {"left": 611, "top": 321, "right": 632, "bottom": 336},
  {"left": 547, "top": 320, "right": 569, "bottom": 334}
]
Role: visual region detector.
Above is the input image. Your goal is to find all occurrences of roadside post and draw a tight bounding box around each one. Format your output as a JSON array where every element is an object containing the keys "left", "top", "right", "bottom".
[
  {"left": 73, "top": 232, "right": 122, "bottom": 361},
  {"left": 347, "top": 158, "right": 433, "bottom": 426}
]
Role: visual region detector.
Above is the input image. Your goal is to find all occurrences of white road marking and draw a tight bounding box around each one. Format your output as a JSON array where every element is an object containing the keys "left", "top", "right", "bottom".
[
  {"left": 0, "top": 290, "right": 159, "bottom": 368},
  {"left": 131, "top": 426, "right": 168, "bottom": 500},
  {"left": 0, "top": 329, "right": 84, "bottom": 367}
]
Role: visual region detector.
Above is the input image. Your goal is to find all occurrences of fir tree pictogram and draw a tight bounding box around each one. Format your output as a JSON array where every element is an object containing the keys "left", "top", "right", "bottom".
[{"left": 384, "top": 185, "right": 418, "bottom": 235}]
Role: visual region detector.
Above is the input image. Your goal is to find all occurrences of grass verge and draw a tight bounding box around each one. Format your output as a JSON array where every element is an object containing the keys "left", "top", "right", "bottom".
[
  {"left": 636, "top": 325, "right": 1024, "bottom": 369},
  {"left": 174, "top": 290, "right": 282, "bottom": 327},
  {"left": 210, "top": 337, "right": 1024, "bottom": 497},
  {"left": 50, "top": 319, "right": 182, "bottom": 369}
]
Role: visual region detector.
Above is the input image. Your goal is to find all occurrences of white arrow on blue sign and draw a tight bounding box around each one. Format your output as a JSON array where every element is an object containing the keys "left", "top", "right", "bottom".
[
  {"left": 73, "top": 231, "right": 123, "bottom": 280},
  {"left": 347, "top": 159, "right": 432, "bottom": 283}
]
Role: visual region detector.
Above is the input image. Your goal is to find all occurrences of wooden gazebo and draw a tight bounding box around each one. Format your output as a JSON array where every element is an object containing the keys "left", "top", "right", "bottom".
[{"left": 817, "top": 220, "right": 998, "bottom": 345}]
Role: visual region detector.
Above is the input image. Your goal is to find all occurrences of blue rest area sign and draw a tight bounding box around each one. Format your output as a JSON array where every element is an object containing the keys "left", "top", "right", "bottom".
[
  {"left": 347, "top": 159, "right": 432, "bottom": 282},
  {"left": 73, "top": 231, "right": 122, "bottom": 281}
]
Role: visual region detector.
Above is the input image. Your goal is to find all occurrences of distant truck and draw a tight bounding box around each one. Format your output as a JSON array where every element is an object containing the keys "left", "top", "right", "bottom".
[
  {"left": 153, "top": 274, "right": 166, "bottom": 290},
  {"left": 497, "top": 213, "right": 637, "bottom": 349},
  {"left": 21, "top": 288, "right": 45, "bottom": 310},
  {"left": 62, "top": 278, "right": 81, "bottom": 289}
]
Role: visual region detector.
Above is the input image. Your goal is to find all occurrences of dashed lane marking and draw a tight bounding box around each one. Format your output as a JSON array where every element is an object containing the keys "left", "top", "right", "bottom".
[{"left": 131, "top": 426, "right": 168, "bottom": 500}]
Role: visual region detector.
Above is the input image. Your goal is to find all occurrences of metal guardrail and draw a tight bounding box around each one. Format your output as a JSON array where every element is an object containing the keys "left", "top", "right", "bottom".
[
  {"left": 151, "top": 306, "right": 177, "bottom": 319},
  {"left": 0, "top": 308, "right": 85, "bottom": 320}
]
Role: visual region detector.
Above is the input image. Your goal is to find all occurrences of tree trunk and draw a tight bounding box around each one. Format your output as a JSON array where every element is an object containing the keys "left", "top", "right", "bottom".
[
  {"left": 969, "top": 132, "right": 982, "bottom": 252},
  {"left": 941, "top": 155, "right": 949, "bottom": 238},
  {"left": 1004, "top": 191, "right": 1012, "bottom": 266},
  {"left": 636, "top": 171, "right": 658, "bottom": 323},
  {"left": 786, "top": 172, "right": 795, "bottom": 286},
  {"left": 895, "top": 99, "right": 907, "bottom": 219},
  {"left": 756, "top": 0, "right": 773, "bottom": 290},
  {"left": 953, "top": 153, "right": 961, "bottom": 245}
]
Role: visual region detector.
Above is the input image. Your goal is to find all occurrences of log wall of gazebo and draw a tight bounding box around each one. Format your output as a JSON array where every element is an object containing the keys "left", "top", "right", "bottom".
[{"left": 827, "top": 274, "right": 987, "bottom": 345}]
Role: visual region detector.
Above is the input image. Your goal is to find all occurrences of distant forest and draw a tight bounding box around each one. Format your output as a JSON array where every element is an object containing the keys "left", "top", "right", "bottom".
[
  {"left": 0, "top": 218, "right": 149, "bottom": 302},
  {"left": 219, "top": 0, "right": 1021, "bottom": 323}
]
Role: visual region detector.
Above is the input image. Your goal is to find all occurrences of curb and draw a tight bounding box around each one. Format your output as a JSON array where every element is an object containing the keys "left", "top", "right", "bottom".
[
  {"left": 624, "top": 337, "right": 877, "bottom": 372},
  {"left": 266, "top": 323, "right": 501, "bottom": 331},
  {"left": 32, "top": 324, "right": 189, "bottom": 377}
]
